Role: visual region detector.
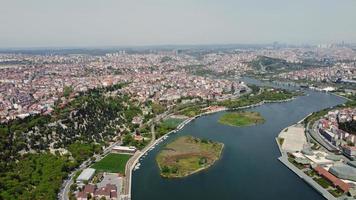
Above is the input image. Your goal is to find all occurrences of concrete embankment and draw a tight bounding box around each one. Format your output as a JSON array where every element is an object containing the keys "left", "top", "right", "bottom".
[
  {"left": 127, "top": 97, "right": 297, "bottom": 199},
  {"left": 278, "top": 156, "right": 336, "bottom": 200},
  {"left": 275, "top": 127, "right": 337, "bottom": 200}
]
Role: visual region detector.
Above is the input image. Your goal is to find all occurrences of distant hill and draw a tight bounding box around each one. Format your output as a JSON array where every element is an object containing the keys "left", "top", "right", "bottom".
[{"left": 250, "top": 56, "right": 326, "bottom": 73}]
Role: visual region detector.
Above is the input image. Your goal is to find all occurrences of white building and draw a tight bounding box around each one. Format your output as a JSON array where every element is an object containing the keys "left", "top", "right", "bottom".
[
  {"left": 112, "top": 145, "right": 137, "bottom": 154},
  {"left": 77, "top": 168, "right": 96, "bottom": 183}
]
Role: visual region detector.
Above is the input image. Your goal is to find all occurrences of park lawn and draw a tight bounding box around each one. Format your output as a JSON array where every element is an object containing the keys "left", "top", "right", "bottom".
[
  {"left": 178, "top": 106, "right": 203, "bottom": 117},
  {"left": 91, "top": 153, "right": 131, "bottom": 174},
  {"left": 155, "top": 118, "right": 185, "bottom": 138},
  {"left": 218, "top": 111, "right": 265, "bottom": 127},
  {"left": 314, "top": 177, "right": 332, "bottom": 189},
  {"left": 156, "top": 136, "right": 224, "bottom": 178},
  {"left": 162, "top": 118, "right": 184, "bottom": 129}
]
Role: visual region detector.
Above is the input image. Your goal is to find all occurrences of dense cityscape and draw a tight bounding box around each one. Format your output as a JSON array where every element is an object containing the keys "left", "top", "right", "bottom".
[
  {"left": 0, "top": 44, "right": 355, "bottom": 200},
  {"left": 1, "top": 0, "right": 356, "bottom": 200},
  {"left": 2, "top": 45, "right": 356, "bottom": 122}
]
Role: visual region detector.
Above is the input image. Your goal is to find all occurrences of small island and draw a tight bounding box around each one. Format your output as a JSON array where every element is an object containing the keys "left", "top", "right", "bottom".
[
  {"left": 218, "top": 111, "right": 265, "bottom": 127},
  {"left": 156, "top": 136, "right": 224, "bottom": 178}
]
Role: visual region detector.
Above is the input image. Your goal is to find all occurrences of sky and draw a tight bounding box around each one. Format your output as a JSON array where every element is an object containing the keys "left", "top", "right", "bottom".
[{"left": 0, "top": 0, "right": 356, "bottom": 48}]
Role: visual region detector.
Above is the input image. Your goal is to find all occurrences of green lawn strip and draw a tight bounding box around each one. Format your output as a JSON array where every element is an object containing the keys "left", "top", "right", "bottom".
[
  {"left": 91, "top": 153, "right": 131, "bottom": 174},
  {"left": 156, "top": 118, "right": 185, "bottom": 138},
  {"left": 328, "top": 188, "right": 344, "bottom": 197},
  {"left": 161, "top": 118, "right": 184, "bottom": 129},
  {"left": 313, "top": 177, "right": 332, "bottom": 189}
]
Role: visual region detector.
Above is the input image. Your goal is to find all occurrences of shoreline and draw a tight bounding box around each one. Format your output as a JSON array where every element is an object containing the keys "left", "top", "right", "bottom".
[
  {"left": 127, "top": 96, "right": 298, "bottom": 198},
  {"left": 158, "top": 143, "right": 225, "bottom": 179},
  {"left": 275, "top": 128, "right": 337, "bottom": 200}
]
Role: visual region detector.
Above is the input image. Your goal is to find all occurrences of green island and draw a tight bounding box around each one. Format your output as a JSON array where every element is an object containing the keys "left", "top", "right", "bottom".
[
  {"left": 218, "top": 111, "right": 265, "bottom": 127},
  {"left": 156, "top": 136, "right": 224, "bottom": 178}
]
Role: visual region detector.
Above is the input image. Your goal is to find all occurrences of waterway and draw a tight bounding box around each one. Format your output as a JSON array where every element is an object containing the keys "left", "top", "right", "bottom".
[{"left": 132, "top": 78, "right": 347, "bottom": 200}]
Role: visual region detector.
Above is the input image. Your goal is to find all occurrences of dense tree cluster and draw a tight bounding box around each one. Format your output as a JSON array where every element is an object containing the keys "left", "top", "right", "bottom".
[
  {"left": 0, "top": 83, "right": 146, "bottom": 199},
  {"left": 339, "top": 120, "right": 356, "bottom": 135},
  {"left": 218, "top": 88, "right": 298, "bottom": 109},
  {"left": 0, "top": 153, "right": 74, "bottom": 200}
]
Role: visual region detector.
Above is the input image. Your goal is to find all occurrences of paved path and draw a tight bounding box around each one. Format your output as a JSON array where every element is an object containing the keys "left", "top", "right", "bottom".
[
  {"left": 59, "top": 140, "right": 121, "bottom": 200},
  {"left": 276, "top": 128, "right": 340, "bottom": 200},
  {"left": 278, "top": 154, "right": 337, "bottom": 200},
  {"left": 121, "top": 124, "right": 156, "bottom": 199}
]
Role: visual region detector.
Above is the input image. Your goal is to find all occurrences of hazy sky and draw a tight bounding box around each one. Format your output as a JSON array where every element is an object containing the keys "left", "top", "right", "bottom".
[{"left": 1, "top": 0, "right": 356, "bottom": 48}]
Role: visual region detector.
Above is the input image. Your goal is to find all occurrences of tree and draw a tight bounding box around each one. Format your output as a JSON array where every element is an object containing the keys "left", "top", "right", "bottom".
[
  {"left": 122, "top": 134, "right": 133, "bottom": 146},
  {"left": 162, "top": 166, "right": 170, "bottom": 173},
  {"left": 63, "top": 86, "right": 73, "bottom": 98},
  {"left": 152, "top": 103, "right": 165, "bottom": 115}
]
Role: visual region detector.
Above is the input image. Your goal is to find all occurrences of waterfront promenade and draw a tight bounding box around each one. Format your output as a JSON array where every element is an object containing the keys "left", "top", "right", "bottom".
[
  {"left": 278, "top": 155, "right": 337, "bottom": 200},
  {"left": 275, "top": 123, "right": 339, "bottom": 200},
  {"left": 121, "top": 125, "right": 156, "bottom": 200},
  {"left": 122, "top": 96, "right": 298, "bottom": 199}
]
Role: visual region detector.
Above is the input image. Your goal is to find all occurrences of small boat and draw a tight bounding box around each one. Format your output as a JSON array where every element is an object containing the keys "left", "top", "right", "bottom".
[{"left": 134, "top": 163, "right": 141, "bottom": 171}]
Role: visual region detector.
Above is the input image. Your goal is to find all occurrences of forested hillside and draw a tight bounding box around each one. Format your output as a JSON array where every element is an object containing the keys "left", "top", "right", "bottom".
[{"left": 0, "top": 83, "right": 146, "bottom": 199}]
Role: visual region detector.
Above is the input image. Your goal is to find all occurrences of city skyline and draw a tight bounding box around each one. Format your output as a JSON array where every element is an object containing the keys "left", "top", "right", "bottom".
[{"left": 1, "top": 0, "right": 356, "bottom": 48}]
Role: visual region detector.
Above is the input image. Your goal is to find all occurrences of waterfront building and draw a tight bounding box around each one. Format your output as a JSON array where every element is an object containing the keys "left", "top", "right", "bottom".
[
  {"left": 329, "top": 164, "right": 356, "bottom": 182},
  {"left": 112, "top": 145, "right": 137, "bottom": 154},
  {"left": 325, "top": 155, "right": 342, "bottom": 162},
  {"left": 312, "top": 165, "right": 350, "bottom": 193}
]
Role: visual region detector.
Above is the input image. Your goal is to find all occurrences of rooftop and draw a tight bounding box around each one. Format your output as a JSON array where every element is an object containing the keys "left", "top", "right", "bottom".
[
  {"left": 313, "top": 165, "right": 350, "bottom": 193},
  {"left": 329, "top": 164, "right": 356, "bottom": 182},
  {"left": 77, "top": 168, "right": 96, "bottom": 181}
]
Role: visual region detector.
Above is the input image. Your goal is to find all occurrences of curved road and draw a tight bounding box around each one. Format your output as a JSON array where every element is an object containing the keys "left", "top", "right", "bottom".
[{"left": 59, "top": 140, "right": 121, "bottom": 200}]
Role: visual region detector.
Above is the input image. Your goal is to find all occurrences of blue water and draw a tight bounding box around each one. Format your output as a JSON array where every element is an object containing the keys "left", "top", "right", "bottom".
[{"left": 132, "top": 85, "right": 346, "bottom": 200}]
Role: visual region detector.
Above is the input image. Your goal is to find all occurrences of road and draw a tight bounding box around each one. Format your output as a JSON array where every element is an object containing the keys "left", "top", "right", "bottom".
[
  {"left": 59, "top": 110, "right": 170, "bottom": 200},
  {"left": 121, "top": 124, "right": 156, "bottom": 199},
  {"left": 121, "top": 110, "right": 171, "bottom": 199},
  {"left": 58, "top": 140, "right": 121, "bottom": 200},
  {"left": 306, "top": 120, "right": 338, "bottom": 152}
]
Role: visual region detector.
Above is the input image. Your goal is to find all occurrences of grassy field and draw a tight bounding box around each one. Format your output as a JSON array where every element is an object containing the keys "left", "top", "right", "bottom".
[
  {"left": 91, "top": 153, "right": 131, "bottom": 174},
  {"left": 178, "top": 105, "right": 203, "bottom": 117},
  {"left": 161, "top": 118, "right": 185, "bottom": 129},
  {"left": 156, "top": 136, "right": 223, "bottom": 178},
  {"left": 156, "top": 117, "right": 185, "bottom": 138},
  {"left": 218, "top": 111, "right": 265, "bottom": 127}
]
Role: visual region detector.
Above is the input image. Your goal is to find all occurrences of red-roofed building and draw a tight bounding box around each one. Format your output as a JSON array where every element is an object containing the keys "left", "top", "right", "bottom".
[
  {"left": 77, "top": 184, "right": 118, "bottom": 200},
  {"left": 83, "top": 184, "right": 95, "bottom": 196},
  {"left": 313, "top": 165, "right": 350, "bottom": 193},
  {"left": 76, "top": 191, "right": 87, "bottom": 200},
  {"left": 320, "top": 119, "right": 330, "bottom": 129},
  {"left": 94, "top": 184, "right": 118, "bottom": 200}
]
